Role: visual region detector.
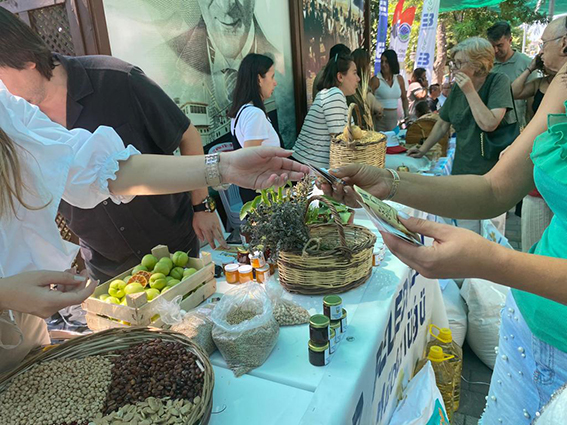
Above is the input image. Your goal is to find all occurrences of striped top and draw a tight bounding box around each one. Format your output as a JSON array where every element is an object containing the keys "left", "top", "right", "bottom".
[{"left": 293, "top": 87, "right": 348, "bottom": 168}]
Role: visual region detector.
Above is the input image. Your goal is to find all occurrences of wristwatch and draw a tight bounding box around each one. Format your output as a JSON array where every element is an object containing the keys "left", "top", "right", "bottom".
[
  {"left": 193, "top": 196, "right": 216, "bottom": 213},
  {"left": 204, "top": 153, "right": 230, "bottom": 191}
]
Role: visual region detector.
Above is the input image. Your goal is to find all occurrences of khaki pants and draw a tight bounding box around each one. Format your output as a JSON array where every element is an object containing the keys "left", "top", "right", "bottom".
[{"left": 0, "top": 312, "right": 49, "bottom": 375}]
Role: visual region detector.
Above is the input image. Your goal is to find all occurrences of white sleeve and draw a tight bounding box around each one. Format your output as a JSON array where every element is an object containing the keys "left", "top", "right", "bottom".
[
  {"left": 236, "top": 107, "right": 271, "bottom": 145},
  {"left": 0, "top": 85, "right": 141, "bottom": 209}
]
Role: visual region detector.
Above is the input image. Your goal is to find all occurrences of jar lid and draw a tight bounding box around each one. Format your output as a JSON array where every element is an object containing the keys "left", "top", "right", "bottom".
[
  {"left": 255, "top": 265, "right": 270, "bottom": 272},
  {"left": 341, "top": 308, "right": 347, "bottom": 319},
  {"left": 225, "top": 264, "right": 239, "bottom": 272},
  {"left": 238, "top": 265, "right": 253, "bottom": 273},
  {"left": 330, "top": 320, "right": 340, "bottom": 329},
  {"left": 308, "top": 340, "right": 329, "bottom": 352},
  {"left": 309, "top": 314, "right": 330, "bottom": 328},
  {"left": 323, "top": 295, "right": 342, "bottom": 307},
  {"left": 237, "top": 247, "right": 249, "bottom": 254}
]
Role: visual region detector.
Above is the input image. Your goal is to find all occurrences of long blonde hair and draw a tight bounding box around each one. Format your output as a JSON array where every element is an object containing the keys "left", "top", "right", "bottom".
[{"left": 0, "top": 127, "right": 49, "bottom": 218}]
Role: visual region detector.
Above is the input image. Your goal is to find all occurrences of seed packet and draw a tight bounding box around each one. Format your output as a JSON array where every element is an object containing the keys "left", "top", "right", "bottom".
[{"left": 354, "top": 185, "right": 423, "bottom": 245}]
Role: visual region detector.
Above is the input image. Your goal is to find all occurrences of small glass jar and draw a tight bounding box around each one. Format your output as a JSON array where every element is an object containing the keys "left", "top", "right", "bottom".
[
  {"left": 340, "top": 308, "right": 348, "bottom": 335},
  {"left": 308, "top": 340, "right": 329, "bottom": 366},
  {"left": 237, "top": 249, "right": 250, "bottom": 265},
  {"left": 268, "top": 262, "right": 277, "bottom": 275},
  {"left": 238, "top": 265, "right": 253, "bottom": 283},
  {"left": 330, "top": 320, "right": 341, "bottom": 342},
  {"left": 329, "top": 328, "right": 336, "bottom": 354},
  {"left": 323, "top": 295, "right": 343, "bottom": 321},
  {"left": 255, "top": 265, "right": 270, "bottom": 283},
  {"left": 309, "top": 314, "right": 330, "bottom": 345},
  {"left": 249, "top": 251, "right": 266, "bottom": 269},
  {"left": 224, "top": 263, "right": 240, "bottom": 284}
]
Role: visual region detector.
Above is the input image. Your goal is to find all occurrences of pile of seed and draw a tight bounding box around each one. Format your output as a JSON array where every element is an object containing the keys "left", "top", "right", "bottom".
[
  {"left": 0, "top": 356, "right": 112, "bottom": 425},
  {"left": 103, "top": 339, "right": 204, "bottom": 415},
  {"left": 273, "top": 299, "right": 310, "bottom": 326},
  {"left": 90, "top": 396, "right": 200, "bottom": 425},
  {"left": 213, "top": 303, "right": 279, "bottom": 377}
]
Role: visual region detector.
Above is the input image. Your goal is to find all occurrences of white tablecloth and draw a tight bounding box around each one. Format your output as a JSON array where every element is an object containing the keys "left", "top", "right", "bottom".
[{"left": 205, "top": 209, "right": 449, "bottom": 425}]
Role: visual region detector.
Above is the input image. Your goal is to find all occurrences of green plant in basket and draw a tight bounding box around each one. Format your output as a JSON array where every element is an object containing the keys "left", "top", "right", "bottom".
[{"left": 305, "top": 195, "right": 352, "bottom": 225}]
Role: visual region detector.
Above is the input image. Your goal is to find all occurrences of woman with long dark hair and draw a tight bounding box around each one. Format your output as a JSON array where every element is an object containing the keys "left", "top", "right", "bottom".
[
  {"left": 347, "top": 48, "right": 383, "bottom": 129},
  {"left": 228, "top": 53, "right": 280, "bottom": 202},
  {"left": 293, "top": 53, "right": 359, "bottom": 168},
  {"left": 373, "top": 49, "right": 409, "bottom": 131},
  {"left": 407, "top": 67, "right": 429, "bottom": 118}
]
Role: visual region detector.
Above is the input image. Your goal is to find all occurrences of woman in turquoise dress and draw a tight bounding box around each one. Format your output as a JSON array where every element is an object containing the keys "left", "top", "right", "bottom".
[{"left": 321, "top": 17, "right": 567, "bottom": 423}]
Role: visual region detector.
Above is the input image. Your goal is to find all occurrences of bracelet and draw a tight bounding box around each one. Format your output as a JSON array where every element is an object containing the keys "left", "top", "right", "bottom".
[{"left": 385, "top": 168, "right": 400, "bottom": 201}]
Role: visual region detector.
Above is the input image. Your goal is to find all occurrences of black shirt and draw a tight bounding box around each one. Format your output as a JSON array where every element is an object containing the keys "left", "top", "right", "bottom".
[{"left": 55, "top": 54, "right": 198, "bottom": 281}]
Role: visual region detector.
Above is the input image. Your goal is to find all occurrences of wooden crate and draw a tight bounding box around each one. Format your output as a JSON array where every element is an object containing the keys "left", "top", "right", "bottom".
[{"left": 83, "top": 247, "right": 216, "bottom": 331}]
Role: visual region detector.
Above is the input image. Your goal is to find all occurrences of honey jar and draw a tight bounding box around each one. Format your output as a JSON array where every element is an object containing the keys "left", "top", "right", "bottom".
[
  {"left": 224, "top": 263, "right": 239, "bottom": 284},
  {"left": 323, "top": 295, "right": 343, "bottom": 321},
  {"left": 309, "top": 314, "right": 330, "bottom": 345},
  {"left": 238, "top": 265, "right": 253, "bottom": 283},
  {"left": 237, "top": 249, "right": 250, "bottom": 265},
  {"left": 255, "top": 265, "right": 270, "bottom": 283},
  {"left": 329, "top": 328, "right": 336, "bottom": 354},
  {"left": 308, "top": 340, "right": 329, "bottom": 366},
  {"left": 249, "top": 251, "right": 266, "bottom": 269}
]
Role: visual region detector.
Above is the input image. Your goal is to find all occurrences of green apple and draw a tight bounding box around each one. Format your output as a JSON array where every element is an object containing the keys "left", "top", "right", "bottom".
[
  {"left": 169, "top": 267, "right": 184, "bottom": 280},
  {"left": 132, "top": 265, "right": 148, "bottom": 274},
  {"left": 158, "top": 256, "right": 174, "bottom": 270},
  {"left": 150, "top": 273, "right": 166, "bottom": 284},
  {"left": 150, "top": 277, "right": 167, "bottom": 291},
  {"left": 105, "top": 296, "right": 120, "bottom": 304},
  {"left": 166, "top": 276, "right": 175, "bottom": 283},
  {"left": 145, "top": 288, "right": 161, "bottom": 301},
  {"left": 121, "top": 298, "right": 128, "bottom": 306},
  {"left": 172, "top": 251, "right": 189, "bottom": 267},
  {"left": 153, "top": 262, "right": 171, "bottom": 276},
  {"left": 167, "top": 279, "right": 180, "bottom": 287},
  {"left": 183, "top": 268, "right": 198, "bottom": 279},
  {"left": 109, "top": 280, "right": 127, "bottom": 299},
  {"left": 124, "top": 282, "right": 144, "bottom": 295},
  {"left": 141, "top": 254, "right": 158, "bottom": 270},
  {"left": 99, "top": 294, "right": 110, "bottom": 302},
  {"left": 161, "top": 286, "right": 171, "bottom": 294}
]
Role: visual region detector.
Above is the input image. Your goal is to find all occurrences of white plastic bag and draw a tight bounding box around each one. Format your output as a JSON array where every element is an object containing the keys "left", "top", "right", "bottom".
[
  {"left": 461, "top": 278, "right": 509, "bottom": 369},
  {"left": 265, "top": 278, "right": 310, "bottom": 326},
  {"left": 440, "top": 279, "right": 467, "bottom": 347},
  {"left": 389, "top": 362, "right": 449, "bottom": 425},
  {"left": 152, "top": 295, "right": 185, "bottom": 325},
  {"left": 212, "top": 282, "right": 279, "bottom": 377},
  {"left": 171, "top": 303, "right": 217, "bottom": 355}
]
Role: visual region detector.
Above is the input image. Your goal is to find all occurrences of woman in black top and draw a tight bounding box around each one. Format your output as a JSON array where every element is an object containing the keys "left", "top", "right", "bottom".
[{"left": 511, "top": 53, "right": 554, "bottom": 119}]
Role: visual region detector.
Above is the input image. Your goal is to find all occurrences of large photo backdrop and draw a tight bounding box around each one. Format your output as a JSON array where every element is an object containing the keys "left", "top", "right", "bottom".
[{"left": 103, "top": 0, "right": 297, "bottom": 150}]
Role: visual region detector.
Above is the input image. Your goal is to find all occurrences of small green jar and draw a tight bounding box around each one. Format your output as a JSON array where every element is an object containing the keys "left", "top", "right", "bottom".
[{"left": 323, "top": 295, "right": 343, "bottom": 321}]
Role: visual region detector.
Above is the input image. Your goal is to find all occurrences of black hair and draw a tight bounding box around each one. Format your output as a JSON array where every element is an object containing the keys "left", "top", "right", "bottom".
[
  {"left": 227, "top": 53, "right": 274, "bottom": 118},
  {"left": 381, "top": 50, "right": 400, "bottom": 75},
  {"left": 0, "top": 7, "right": 55, "bottom": 79},
  {"left": 351, "top": 48, "right": 370, "bottom": 79},
  {"left": 411, "top": 68, "right": 427, "bottom": 84},
  {"left": 415, "top": 100, "right": 431, "bottom": 118},
  {"left": 317, "top": 53, "right": 354, "bottom": 91},
  {"left": 429, "top": 83, "right": 440, "bottom": 92},
  {"left": 329, "top": 44, "right": 351, "bottom": 60},
  {"left": 487, "top": 21, "right": 512, "bottom": 42}
]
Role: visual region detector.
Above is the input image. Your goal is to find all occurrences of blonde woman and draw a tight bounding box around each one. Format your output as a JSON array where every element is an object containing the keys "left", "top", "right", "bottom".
[
  {"left": 408, "top": 37, "right": 514, "bottom": 177},
  {"left": 0, "top": 83, "right": 307, "bottom": 373}
]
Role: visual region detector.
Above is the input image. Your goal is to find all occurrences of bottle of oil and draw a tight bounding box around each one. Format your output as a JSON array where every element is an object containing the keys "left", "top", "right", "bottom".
[
  {"left": 426, "top": 325, "right": 463, "bottom": 411},
  {"left": 415, "top": 346, "right": 456, "bottom": 421}
]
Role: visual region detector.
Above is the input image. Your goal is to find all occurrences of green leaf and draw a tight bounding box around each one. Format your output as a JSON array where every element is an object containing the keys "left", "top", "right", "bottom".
[
  {"left": 339, "top": 212, "right": 352, "bottom": 224},
  {"left": 239, "top": 200, "right": 255, "bottom": 221}
]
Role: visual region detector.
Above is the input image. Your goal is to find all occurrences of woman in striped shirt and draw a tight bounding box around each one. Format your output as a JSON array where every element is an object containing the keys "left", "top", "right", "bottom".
[{"left": 293, "top": 53, "right": 360, "bottom": 168}]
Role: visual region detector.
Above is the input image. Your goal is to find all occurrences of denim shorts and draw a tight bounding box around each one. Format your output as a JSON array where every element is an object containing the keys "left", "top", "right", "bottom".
[{"left": 480, "top": 293, "right": 567, "bottom": 424}]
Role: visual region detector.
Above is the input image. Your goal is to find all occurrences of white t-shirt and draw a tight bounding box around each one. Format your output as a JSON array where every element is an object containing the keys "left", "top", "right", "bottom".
[
  {"left": 293, "top": 87, "right": 348, "bottom": 168},
  {"left": 230, "top": 104, "right": 280, "bottom": 148}
]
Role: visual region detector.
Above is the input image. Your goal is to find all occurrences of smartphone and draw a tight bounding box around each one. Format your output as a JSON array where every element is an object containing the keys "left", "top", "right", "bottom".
[{"left": 307, "top": 164, "right": 345, "bottom": 186}]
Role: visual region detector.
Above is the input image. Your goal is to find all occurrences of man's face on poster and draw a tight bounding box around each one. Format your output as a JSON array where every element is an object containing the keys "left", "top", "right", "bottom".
[{"left": 198, "top": 0, "right": 256, "bottom": 60}]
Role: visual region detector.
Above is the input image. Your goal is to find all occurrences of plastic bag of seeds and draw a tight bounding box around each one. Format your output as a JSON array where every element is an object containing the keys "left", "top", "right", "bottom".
[
  {"left": 171, "top": 303, "right": 217, "bottom": 355},
  {"left": 211, "top": 282, "right": 279, "bottom": 377},
  {"left": 266, "top": 278, "right": 310, "bottom": 326}
]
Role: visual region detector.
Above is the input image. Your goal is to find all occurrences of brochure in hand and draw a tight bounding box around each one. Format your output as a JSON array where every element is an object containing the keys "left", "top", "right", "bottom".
[{"left": 354, "top": 185, "right": 423, "bottom": 245}]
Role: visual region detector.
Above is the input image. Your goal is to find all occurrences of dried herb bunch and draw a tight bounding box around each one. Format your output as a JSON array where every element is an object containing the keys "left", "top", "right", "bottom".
[{"left": 241, "top": 177, "right": 313, "bottom": 257}]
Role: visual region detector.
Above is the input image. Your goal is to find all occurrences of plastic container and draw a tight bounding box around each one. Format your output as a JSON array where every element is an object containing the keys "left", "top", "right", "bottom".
[
  {"left": 224, "top": 264, "right": 239, "bottom": 284},
  {"left": 238, "top": 265, "right": 253, "bottom": 284},
  {"left": 425, "top": 325, "right": 463, "bottom": 411},
  {"left": 323, "top": 295, "right": 343, "bottom": 321},
  {"left": 309, "top": 314, "right": 330, "bottom": 345},
  {"left": 415, "top": 346, "right": 457, "bottom": 421}
]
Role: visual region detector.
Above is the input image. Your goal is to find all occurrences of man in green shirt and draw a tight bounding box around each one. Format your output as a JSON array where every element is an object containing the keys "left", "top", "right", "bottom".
[{"left": 487, "top": 21, "right": 533, "bottom": 128}]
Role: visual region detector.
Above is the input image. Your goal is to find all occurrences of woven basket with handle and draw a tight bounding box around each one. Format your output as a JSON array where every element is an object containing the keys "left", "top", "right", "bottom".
[
  {"left": 278, "top": 196, "right": 376, "bottom": 295},
  {"left": 330, "top": 103, "right": 387, "bottom": 169},
  {"left": 0, "top": 327, "right": 214, "bottom": 425},
  {"left": 405, "top": 113, "right": 450, "bottom": 156}
]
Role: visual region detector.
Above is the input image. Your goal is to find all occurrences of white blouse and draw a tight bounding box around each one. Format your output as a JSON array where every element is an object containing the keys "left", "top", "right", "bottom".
[{"left": 0, "top": 82, "right": 140, "bottom": 278}]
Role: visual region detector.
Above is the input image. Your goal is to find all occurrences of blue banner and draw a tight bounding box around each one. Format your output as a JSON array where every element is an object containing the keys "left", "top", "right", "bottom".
[{"left": 374, "top": 0, "right": 389, "bottom": 75}]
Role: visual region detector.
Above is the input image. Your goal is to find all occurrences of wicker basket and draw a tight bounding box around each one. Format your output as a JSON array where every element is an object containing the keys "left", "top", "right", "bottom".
[
  {"left": 330, "top": 103, "right": 387, "bottom": 169},
  {"left": 405, "top": 113, "right": 450, "bottom": 156},
  {"left": 0, "top": 327, "right": 214, "bottom": 425},
  {"left": 278, "top": 196, "right": 376, "bottom": 295}
]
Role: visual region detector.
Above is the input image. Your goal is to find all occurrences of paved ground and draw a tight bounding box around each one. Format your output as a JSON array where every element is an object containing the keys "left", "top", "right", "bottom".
[{"left": 453, "top": 211, "right": 521, "bottom": 424}]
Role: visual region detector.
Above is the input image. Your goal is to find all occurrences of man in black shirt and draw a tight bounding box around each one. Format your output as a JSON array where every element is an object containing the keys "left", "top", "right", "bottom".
[{"left": 0, "top": 9, "right": 227, "bottom": 281}]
